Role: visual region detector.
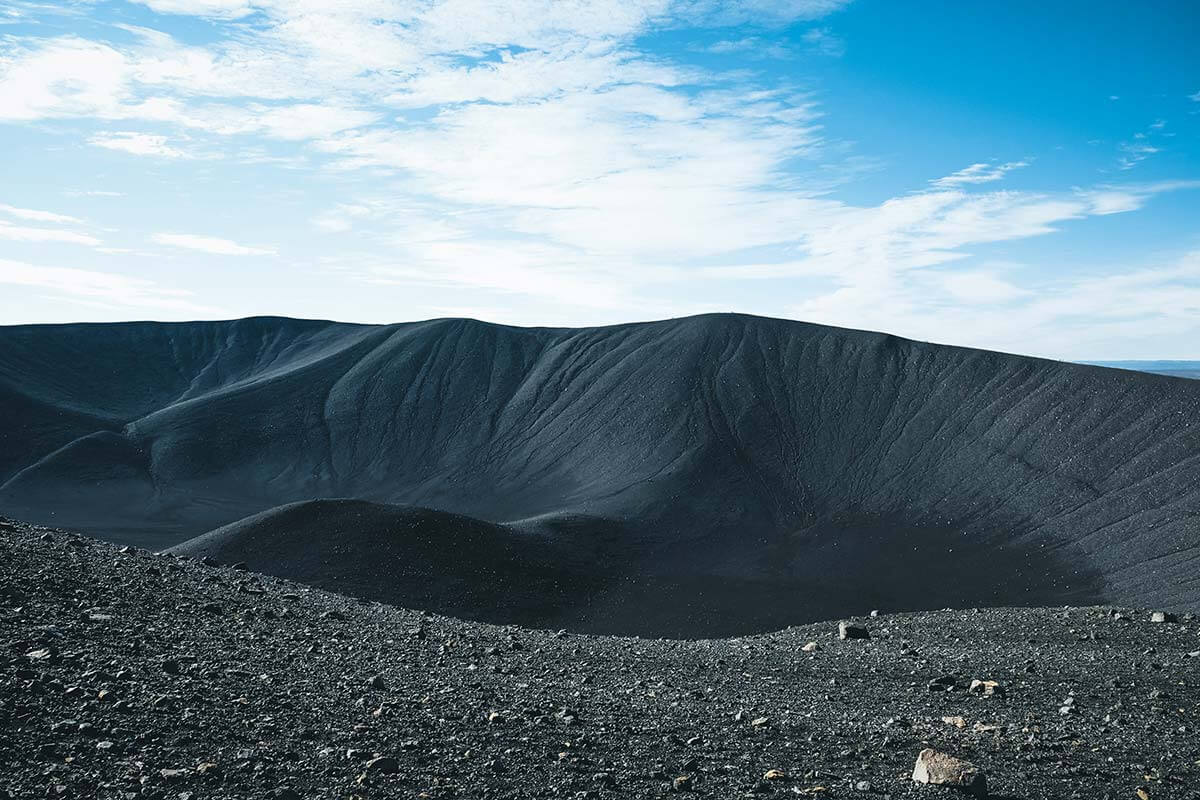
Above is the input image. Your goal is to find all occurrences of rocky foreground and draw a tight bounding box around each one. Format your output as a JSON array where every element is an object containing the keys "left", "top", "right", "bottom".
[{"left": 2, "top": 518, "right": 1199, "bottom": 800}]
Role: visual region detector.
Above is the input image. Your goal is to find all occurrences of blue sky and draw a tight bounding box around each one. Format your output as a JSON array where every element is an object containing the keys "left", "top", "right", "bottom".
[{"left": 0, "top": 0, "right": 1198, "bottom": 359}]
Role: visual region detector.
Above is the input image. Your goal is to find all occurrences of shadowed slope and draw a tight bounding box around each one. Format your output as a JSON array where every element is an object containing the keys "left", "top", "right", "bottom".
[
  {"left": 2, "top": 313, "right": 1199, "bottom": 631},
  {"left": 170, "top": 499, "right": 1100, "bottom": 637}
]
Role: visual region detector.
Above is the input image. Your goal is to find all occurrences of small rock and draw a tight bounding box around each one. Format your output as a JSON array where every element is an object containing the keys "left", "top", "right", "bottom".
[
  {"left": 763, "top": 769, "right": 787, "bottom": 781},
  {"left": 1150, "top": 611, "right": 1175, "bottom": 624},
  {"left": 801, "top": 641, "right": 819, "bottom": 652},
  {"left": 855, "top": 780, "right": 873, "bottom": 792},
  {"left": 968, "top": 679, "right": 1005, "bottom": 697},
  {"left": 941, "top": 715, "right": 967, "bottom": 728},
  {"left": 365, "top": 755, "right": 399, "bottom": 774},
  {"left": 160, "top": 768, "right": 190, "bottom": 781},
  {"left": 672, "top": 775, "right": 693, "bottom": 792},
  {"left": 750, "top": 716, "right": 769, "bottom": 727},
  {"left": 928, "top": 675, "right": 958, "bottom": 692},
  {"left": 911, "top": 748, "right": 986, "bottom": 796},
  {"left": 368, "top": 674, "right": 386, "bottom": 689},
  {"left": 838, "top": 621, "right": 869, "bottom": 640}
]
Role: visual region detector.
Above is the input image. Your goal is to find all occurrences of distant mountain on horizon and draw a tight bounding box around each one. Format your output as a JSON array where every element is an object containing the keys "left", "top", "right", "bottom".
[
  {"left": 2, "top": 313, "right": 1198, "bottom": 634},
  {"left": 1087, "top": 361, "right": 1200, "bottom": 380}
]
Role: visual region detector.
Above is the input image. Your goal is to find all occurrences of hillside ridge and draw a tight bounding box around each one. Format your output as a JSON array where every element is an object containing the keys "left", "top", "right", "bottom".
[{"left": 2, "top": 313, "right": 1199, "bottom": 630}]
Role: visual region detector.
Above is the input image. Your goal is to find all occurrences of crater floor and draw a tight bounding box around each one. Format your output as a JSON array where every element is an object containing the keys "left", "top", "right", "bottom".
[{"left": 2, "top": 518, "right": 1199, "bottom": 799}]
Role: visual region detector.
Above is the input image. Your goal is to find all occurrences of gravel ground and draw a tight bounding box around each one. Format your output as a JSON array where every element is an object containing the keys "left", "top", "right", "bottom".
[{"left": 2, "top": 517, "right": 1199, "bottom": 800}]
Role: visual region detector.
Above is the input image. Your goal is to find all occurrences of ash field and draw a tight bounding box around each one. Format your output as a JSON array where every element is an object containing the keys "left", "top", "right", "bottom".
[
  {"left": 2, "top": 313, "right": 1200, "bottom": 798},
  {"left": 3, "top": 519, "right": 1199, "bottom": 800}
]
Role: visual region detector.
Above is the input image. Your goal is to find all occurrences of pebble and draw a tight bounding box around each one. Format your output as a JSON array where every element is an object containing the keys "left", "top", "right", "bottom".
[
  {"left": 838, "top": 621, "right": 869, "bottom": 640},
  {"left": 968, "top": 679, "right": 1004, "bottom": 697},
  {"left": 365, "top": 755, "right": 399, "bottom": 774}
]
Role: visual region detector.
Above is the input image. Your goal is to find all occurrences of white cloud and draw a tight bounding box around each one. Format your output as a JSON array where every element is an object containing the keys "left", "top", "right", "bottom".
[
  {"left": 317, "top": 84, "right": 821, "bottom": 259},
  {"left": 1191, "top": 90, "right": 1200, "bottom": 102},
  {"left": 130, "top": 0, "right": 255, "bottom": 18},
  {"left": 1082, "top": 190, "right": 1144, "bottom": 215},
  {"left": 939, "top": 270, "right": 1030, "bottom": 304},
  {"left": 0, "top": 220, "right": 101, "bottom": 246},
  {"left": 676, "top": 0, "right": 852, "bottom": 26},
  {"left": 801, "top": 27, "right": 845, "bottom": 57},
  {"left": 703, "top": 37, "right": 759, "bottom": 53},
  {"left": 0, "top": 37, "right": 130, "bottom": 121},
  {"left": 151, "top": 232, "right": 276, "bottom": 255},
  {"left": 1116, "top": 121, "right": 1171, "bottom": 169},
  {"left": 931, "top": 161, "right": 1029, "bottom": 188},
  {"left": 0, "top": 257, "right": 217, "bottom": 312},
  {"left": 789, "top": 250, "right": 1200, "bottom": 360},
  {"left": 2, "top": 0, "right": 1198, "bottom": 356},
  {"left": 1118, "top": 142, "right": 1160, "bottom": 170},
  {"left": 0, "top": 204, "right": 84, "bottom": 224},
  {"left": 89, "top": 131, "right": 193, "bottom": 158},
  {"left": 312, "top": 203, "right": 375, "bottom": 233}
]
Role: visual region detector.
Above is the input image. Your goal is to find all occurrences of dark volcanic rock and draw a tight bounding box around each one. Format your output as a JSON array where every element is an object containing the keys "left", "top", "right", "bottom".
[
  {"left": 1, "top": 314, "right": 1199, "bottom": 635},
  {"left": 3, "top": 522, "right": 1200, "bottom": 799},
  {"left": 839, "top": 621, "right": 870, "bottom": 640}
]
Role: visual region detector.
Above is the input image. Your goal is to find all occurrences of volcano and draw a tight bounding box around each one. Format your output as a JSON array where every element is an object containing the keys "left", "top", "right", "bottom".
[{"left": 2, "top": 314, "right": 1197, "bottom": 634}]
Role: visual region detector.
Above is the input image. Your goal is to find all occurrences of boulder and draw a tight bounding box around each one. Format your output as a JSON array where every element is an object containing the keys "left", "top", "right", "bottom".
[{"left": 912, "top": 748, "right": 987, "bottom": 796}]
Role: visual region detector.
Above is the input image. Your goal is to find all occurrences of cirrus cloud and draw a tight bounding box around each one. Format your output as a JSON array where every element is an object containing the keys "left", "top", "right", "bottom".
[{"left": 151, "top": 233, "right": 276, "bottom": 255}]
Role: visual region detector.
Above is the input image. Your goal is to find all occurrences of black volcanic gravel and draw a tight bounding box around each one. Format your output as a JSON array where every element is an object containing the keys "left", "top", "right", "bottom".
[{"left": 2, "top": 518, "right": 1199, "bottom": 800}]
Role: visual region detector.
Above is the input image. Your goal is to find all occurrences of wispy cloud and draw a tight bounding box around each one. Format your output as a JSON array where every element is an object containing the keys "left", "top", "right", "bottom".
[
  {"left": 131, "top": 0, "right": 255, "bottom": 19},
  {"left": 801, "top": 27, "right": 845, "bottom": 57},
  {"left": 0, "top": 203, "right": 103, "bottom": 247},
  {"left": 0, "top": 0, "right": 1197, "bottom": 357},
  {"left": 89, "top": 132, "right": 194, "bottom": 158},
  {"left": 790, "top": 249, "right": 1200, "bottom": 360},
  {"left": 0, "top": 257, "right": 217, "bottom": 313},
  {"left": 1117, "top": 120, "right": 1170, "bottom": 169},
  {"left": 151, "top": 232, "right": 275, "bottom": 255},
  {"left": 0, "top": 204, "right": 84, "bottom": 225},
  {"left": 0, "top": 221, "right": 101, "bottom": 246},
  {"left": 931, "top": 161, "right": 1029, "bottom": 188}
]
